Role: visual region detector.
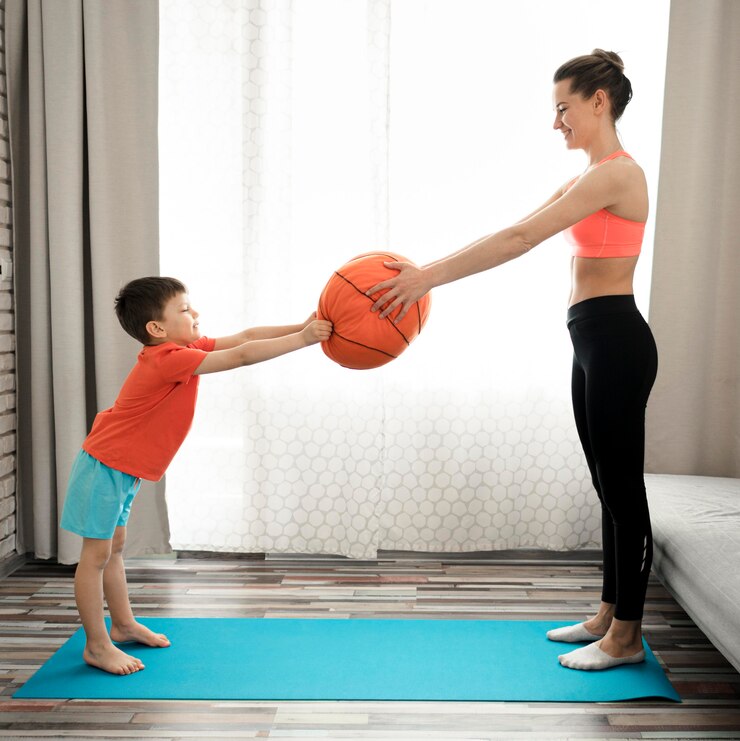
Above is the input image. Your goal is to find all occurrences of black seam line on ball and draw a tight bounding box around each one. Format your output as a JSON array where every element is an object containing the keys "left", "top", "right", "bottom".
[
  {"left": 331, "top": 330, "right": 398, "bottom": 359},
  {"left": 346, "top": 252, "right": 399, "bottom": 265},
  {"left": 334, "top": 271, "right": 411, "bottom": 346}
]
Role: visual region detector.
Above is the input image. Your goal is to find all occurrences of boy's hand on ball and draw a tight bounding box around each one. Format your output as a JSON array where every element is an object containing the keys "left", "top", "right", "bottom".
[
  {"left": 303, "top": 319, "right": 333, "bottom": 345},
  {"left": 302, "top": 311, "right": 318, "bottom": 329},
  {"left": 367, "top": 262, "right": 428, "bottom": 322}
]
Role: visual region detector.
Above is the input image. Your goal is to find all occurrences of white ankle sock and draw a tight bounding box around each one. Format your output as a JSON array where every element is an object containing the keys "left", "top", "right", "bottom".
[
  {"left": 558, "top": 642, "right": 645, "bottom": 671},
  {"left": 546, "top": 622, "right": 603, "bottom": 643}
]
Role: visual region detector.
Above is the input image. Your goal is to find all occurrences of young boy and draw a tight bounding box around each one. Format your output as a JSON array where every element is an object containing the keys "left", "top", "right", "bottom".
[{"left": 60, "top": 277, "right": 332, "bottom": 675}]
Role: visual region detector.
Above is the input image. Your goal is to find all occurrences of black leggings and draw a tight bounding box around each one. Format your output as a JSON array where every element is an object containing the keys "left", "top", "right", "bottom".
[{"left": 568, "top": 295, "right": 658, "bottom": 621}]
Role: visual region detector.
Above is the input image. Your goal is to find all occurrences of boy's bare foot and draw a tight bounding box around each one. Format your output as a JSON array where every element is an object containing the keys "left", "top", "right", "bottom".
[
  {"left": 110, "top": 621, "right": 171, "bottom": 647},
  {"left": 83, "top": 643, "right": 145, "bottom": 675}
]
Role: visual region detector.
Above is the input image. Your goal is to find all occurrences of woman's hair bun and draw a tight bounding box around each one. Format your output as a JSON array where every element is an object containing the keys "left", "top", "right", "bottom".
[{"left": 592, "top": 49, "right": 625, "bottom": 74}]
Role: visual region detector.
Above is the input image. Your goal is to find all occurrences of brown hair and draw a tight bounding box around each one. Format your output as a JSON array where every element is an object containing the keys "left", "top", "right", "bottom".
[
  {"left": 114, "top": 276, "right": 187, "bottom": 345},
  {"left": 553, "top": 49, "right": 632, "bottom": 122}
]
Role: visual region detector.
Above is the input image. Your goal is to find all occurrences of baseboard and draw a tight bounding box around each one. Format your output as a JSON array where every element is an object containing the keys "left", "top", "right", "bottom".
[
  {"left": 175, "top": 550, "right": 266, "bottom": 561},
  {"left": 172, "top": 549, "right": 602, "bottom": 564},
  {"left": 0, "top": 552, "right": 27, "bottom": 580}
]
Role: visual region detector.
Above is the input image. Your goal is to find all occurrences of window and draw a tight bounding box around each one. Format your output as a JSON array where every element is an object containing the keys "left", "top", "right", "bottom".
[{"left": 159, "top": 0, "right": 669, "bottom": 555}]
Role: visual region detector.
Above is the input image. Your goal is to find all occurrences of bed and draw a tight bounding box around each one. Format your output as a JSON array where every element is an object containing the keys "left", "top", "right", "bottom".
[{"left": 646, "top": 473, "right": 740, "bottom": 673}]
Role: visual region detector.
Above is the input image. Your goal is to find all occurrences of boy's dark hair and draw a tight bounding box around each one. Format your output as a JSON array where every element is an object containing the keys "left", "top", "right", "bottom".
[{"left": 114, "top": 277, "right": 187, "bottom": 345}]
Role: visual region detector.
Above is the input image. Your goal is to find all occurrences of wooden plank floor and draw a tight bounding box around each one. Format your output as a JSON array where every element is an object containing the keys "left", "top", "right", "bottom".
[{"left": 1, "top": 551, "right": 739, "bottom": 739}]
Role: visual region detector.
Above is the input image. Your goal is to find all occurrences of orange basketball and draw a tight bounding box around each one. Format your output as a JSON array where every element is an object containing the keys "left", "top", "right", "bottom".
[{"left": 317, "top": 251, "right": 431, "bottom": 370}]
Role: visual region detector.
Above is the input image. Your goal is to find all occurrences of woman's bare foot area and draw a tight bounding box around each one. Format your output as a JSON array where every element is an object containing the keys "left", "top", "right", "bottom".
[
  {"left": 597, "top": 632, "right": 644, "bottom": 659},
  {"left": 110, "top": 621, "right": 171, "bottom": 647},
  {"left": 582, "top": 615, "right": 610, "bottom": 636},
  {"left": 83, "top": 643, "right": 145, "bottom": 675},
  {"left": 583, "top": 603, "right": 615, "bottom": 636}
]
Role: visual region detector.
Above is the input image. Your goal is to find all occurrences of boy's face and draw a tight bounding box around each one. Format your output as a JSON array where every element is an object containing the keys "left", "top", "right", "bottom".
[{"left": 148, "top": 292, "right": 201, "bottom": 346}]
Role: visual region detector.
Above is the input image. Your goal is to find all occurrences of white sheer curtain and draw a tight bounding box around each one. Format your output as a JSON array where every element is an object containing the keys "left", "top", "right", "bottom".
[{"left": 159, "top": 0, "right": 669, "bottom": 558}]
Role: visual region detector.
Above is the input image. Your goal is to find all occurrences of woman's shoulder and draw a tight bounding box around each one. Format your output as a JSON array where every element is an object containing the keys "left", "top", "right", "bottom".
[
  {"left": 591, "top": 152, "right": 649, "bottom": 218},
  {"left": 604, "top": 152, "right": 645, "bottom": 179},
  {"left": 583, "top": 152, "right": 646, "bottom": 191}
]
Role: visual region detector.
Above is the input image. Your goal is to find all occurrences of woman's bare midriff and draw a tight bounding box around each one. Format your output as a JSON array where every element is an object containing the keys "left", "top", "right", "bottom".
[{"left": 569, "top": 255, "right": 639, "bottom": 307}]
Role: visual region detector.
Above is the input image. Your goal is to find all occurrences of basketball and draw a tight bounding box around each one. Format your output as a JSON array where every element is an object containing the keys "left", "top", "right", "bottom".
[{"left": 317, "top": 251, "right": 431, "bottom": 370}]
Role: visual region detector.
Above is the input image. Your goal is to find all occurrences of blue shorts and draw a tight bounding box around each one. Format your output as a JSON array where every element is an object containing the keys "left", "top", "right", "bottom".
[{"left": 60, "top": 450, "right": 142, "bottom": 540}]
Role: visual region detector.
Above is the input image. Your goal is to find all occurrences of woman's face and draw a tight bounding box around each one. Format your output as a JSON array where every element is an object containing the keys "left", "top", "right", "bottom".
[{"left": 552, "top": 79, "right": 597, "bottom": 151}]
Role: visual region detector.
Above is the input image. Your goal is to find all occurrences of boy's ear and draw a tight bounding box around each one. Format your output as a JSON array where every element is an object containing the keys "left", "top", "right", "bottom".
[{"left": 146, "top": 319, "right": 167, "bottom": 340}]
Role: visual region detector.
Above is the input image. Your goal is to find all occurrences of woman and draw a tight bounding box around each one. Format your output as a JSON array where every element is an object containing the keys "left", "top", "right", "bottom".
[{"left": 369, "top": 50, "right": 658, "bottom": 671}]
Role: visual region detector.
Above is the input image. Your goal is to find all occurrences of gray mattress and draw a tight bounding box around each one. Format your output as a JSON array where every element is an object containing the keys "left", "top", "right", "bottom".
[{"left": 646, "top": 473, "right": 740, "bottom": 674}]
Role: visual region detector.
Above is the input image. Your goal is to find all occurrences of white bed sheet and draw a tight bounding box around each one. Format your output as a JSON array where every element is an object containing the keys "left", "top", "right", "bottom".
[{"left": 647, "top": 473, "right": 740, "bottom": 673}]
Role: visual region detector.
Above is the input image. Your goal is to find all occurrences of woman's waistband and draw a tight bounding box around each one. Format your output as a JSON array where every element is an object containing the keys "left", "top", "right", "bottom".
[{"left": 567, "top": 294, "right": 639, "bottom": 328}]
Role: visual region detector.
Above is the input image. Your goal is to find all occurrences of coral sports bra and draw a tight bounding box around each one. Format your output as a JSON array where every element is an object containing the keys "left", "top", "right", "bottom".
[{"left": 564, "top": 150, "right": 645, "bottom": 258}]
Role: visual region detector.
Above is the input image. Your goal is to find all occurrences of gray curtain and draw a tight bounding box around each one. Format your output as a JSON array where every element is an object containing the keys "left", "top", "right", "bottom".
[
  {"left": 646, "top": 0, "right": 740, "bottom": 478},
  {"left": 5, "top": 0, "right": 171, "bottom": 564}
]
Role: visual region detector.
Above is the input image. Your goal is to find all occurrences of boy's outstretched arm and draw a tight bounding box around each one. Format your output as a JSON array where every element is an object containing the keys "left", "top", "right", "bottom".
[
  {"left": 214, "top": 313, "right": 318, "bottom": 350},
  {"left": 195, "top": 318, "right": 332, "bottom": 375}
]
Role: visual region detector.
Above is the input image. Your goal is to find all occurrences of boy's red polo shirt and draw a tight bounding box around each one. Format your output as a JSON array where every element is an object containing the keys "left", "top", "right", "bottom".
[{"left": 83, "top": 336, "right": 216, "bottom": 481}]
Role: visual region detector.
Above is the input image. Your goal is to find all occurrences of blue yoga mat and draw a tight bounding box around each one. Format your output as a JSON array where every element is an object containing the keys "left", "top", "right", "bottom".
[{"left": 15, "top": 618, "right": 679, "bottom": 702}]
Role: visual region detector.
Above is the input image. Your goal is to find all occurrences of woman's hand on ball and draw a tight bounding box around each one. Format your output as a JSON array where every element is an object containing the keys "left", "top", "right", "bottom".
[
  {"left": 303, "top": 319, "right": 333, "bottom": 345},
  {"left": 367, "top": 262, "right": 429, "bottom": 322}
]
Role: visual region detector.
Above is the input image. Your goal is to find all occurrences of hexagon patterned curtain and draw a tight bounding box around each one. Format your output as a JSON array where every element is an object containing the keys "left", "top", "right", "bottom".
[{"left": 159, "top": 0, "right": 669, "bottom": 557}]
